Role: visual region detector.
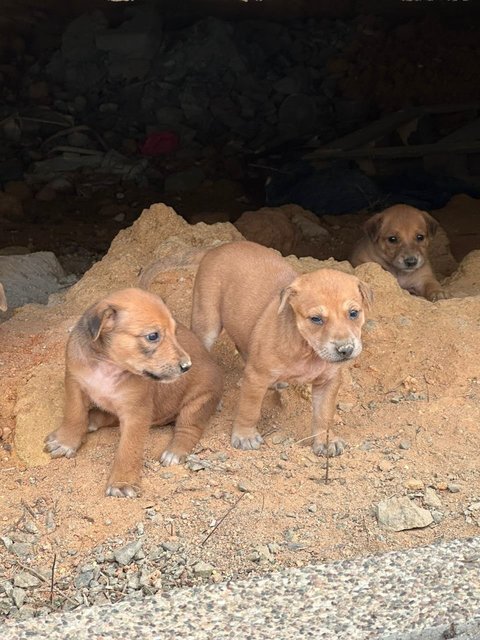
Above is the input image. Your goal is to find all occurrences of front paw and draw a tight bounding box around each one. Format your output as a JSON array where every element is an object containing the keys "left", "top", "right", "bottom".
[
  {"left": 44, "top": 431, "right": 80, "bottom": 459},
  {"left": 231, "top": 431, "right": 264, "bottom": 451},
  {"left": 313, "top": 437, "right": 345, "bottom": 457},
  {"left": 160, "top": 449, "right": 184, "bottom": 466},
  {"left": 428, "top": 289, "right": 448, "bottom": 302},
  {"left": 105, "top": 483, "right": 140, "bottom": 498}
]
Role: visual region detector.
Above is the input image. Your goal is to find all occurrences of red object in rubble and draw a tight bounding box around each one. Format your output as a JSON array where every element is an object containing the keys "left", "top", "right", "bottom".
[{"left": 140, "top": 131, "right": 179, "bottom": 156}]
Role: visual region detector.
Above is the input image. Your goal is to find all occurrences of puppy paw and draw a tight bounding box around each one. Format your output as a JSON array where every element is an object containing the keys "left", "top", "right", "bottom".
[
  {"left": 313, "top": 438, "right": 346, "bottom": 457},
  {"left": 105, "top": 483, "right": 140, "bottom": 498},
  {"left": 160, "top": 449, "right": 184, "bottom": 466},
  {"left": 43, "top": 432, "right": 79, "bottom": 459},
  {"left": 87, "top": 422, "right": 99, "bottom": 433},
  {"left": 231, "top": 432, "right": 264, "bottom": 451},
  {"left": 429, "top": 290, "right": 448, "bottom": 302}
]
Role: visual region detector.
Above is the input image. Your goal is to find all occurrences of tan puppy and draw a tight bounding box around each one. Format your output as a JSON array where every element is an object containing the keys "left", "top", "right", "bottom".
[
  {"left": 350, "top": 204, "right": 446, "bottom": 301},
  {"left": 0, "top": 283, "right": 7, "bottom": 312},
  {"left": 44, "top": 288, "right": 223, "bottom": 498},
  {"left": 191, "top": 241, "right": 372, "bottom": 456}
]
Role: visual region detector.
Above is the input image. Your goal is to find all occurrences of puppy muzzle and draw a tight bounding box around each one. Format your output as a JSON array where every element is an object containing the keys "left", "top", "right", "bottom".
[{"left": 316, "top": 339, "right": 362, "bottom": 363}]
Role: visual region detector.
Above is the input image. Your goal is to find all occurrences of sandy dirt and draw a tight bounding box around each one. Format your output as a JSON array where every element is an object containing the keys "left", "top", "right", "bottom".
[{"left": 1, "top": 203, "right": 480, "bottom": 613}]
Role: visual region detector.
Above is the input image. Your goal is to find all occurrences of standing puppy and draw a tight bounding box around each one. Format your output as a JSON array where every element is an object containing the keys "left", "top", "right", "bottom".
[
  {"left": 191, "top": 241, "right": 372, "bottom": 456},
  {"left": 45, "top": 288, "right": 223, "bottom": 498},
  {"left": 350, "top": 204, "right": 446, "bottom": 301}
]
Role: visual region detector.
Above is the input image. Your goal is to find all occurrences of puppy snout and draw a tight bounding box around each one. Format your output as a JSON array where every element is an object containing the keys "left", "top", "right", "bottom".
[
  {"left": 335, "top": 342, "right": 354, "bottom": 358},
  {"left": 178, "top": 359, "right": 192, "bottom": 373},
  {"left": 404, "top": 256, "right": 418, "bottom": 268}
]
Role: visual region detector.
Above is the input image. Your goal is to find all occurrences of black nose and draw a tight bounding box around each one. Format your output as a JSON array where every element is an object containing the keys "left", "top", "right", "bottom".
[
  {"left": 179, "top": 360, "right": 192, "bottom": 373},
  {"left": 336, "top": 343, "right": 354, "bottom": 358},
  {"left": 404, "top": 256, "right": 418, "bottom": 268}
]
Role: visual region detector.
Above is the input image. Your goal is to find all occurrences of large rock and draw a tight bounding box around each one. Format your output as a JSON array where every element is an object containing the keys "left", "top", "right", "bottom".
[{"left": 376, "top": 496, "right": 434, "bottom": 531}]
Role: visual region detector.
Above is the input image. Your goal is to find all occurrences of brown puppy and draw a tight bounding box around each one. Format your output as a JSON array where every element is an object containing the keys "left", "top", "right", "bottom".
[
  {"left": 350, "top": 204, "right": 446, "bottom": 302},
  {"left": 44, "top": 288, "right": 223, "bottom": 497},
  {"left": 0, "top": 283, "right": 7, "bottom": 312},
  {"left": 191, "top": 241, "right": 372, "bottom": 456}
]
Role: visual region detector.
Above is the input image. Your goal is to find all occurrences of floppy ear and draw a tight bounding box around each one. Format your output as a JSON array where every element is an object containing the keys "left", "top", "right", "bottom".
[
  {"left": 358, "top": 280, "right": 374, "bottom": 311},
  {"left": 86, "top": 303, "right": 117, "bottom": 341},
  {"left": 421, "top": 211, "right": 438, "bottom": 237},
  {"left": 0, "top": 283, "right": 7, "bottom": 312},
  {"left": 363, "top": 212, "right": 384, "bottom": 242},
  {"left": 278, "top": 284, "right": 297, "bottom": 314}
]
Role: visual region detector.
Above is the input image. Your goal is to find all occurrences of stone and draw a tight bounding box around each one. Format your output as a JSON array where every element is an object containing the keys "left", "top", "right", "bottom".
[
  {"left": 10, "top": 542, "right": 33, "bottom": 557},
  {"left": 13, "top": 572, "right": 40, "bottom": 589},
  {"left": 74, "top": 570, "right": 95, "bottom": 589},
  {"left": 399, "top": 440, "right": 411, "bottom": 450},
  {"left": 337, "top": 402, "right": 353, "bottom": 413},
  {"left": 376, "top": 496, "right": 433, "bottom": 531},
  {"left": 424, "top": 487, "right": 442, "bottom": 509},
  {"left": 378, "top": 460, "right": 394, "bottom": 472},
  {"left": 0, "top": 252, "right": 65, "bottom": 310},
  {"left": 237, "top": 479, "right": 255, "bottom": 493},
  {"left": 404, "top": 478, "right": 424, "bottom": 491},
  {"left": 447, "top": 483, "right": 461, "bottom": 493},
  {"left": 12, "top": 587, "right": 26, "bottom": 608},
  {"left": 114, "top": 540, "right": 143, "bottom": 566},
  {"left": 192, "top": 561, "right": 214, "bottom": 578}
]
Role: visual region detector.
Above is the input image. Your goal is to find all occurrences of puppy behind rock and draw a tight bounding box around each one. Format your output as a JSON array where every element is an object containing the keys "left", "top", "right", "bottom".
[
  {"left": 350, "top": 204, "right": 446, "bottom": 301},
  {"left": 191, "top": 241, "right": 373, "bottom": 457},
  {"left": 44, "top": 288, "right": 223, "bottom": 498}
]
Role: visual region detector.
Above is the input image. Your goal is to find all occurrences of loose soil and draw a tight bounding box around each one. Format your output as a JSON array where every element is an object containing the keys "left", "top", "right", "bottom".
[{"left": 0, "top": 201, "right": 479, "bottom": 618}]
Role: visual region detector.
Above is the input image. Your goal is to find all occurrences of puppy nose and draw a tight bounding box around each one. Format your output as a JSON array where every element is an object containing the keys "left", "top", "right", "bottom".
[
  {"left": 404, "top": 256, "right": 418, "bottom": 267},
  {"left": 336, "top": 343, "right": 354, "bottom": 358},
  {"left": 179, "top": 359, "right": 192, "bottom": 373}
]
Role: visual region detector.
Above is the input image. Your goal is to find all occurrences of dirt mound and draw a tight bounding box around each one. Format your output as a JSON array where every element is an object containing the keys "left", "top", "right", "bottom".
[{"left": 1, "top": 203, "right": 479, "bottom": 617}]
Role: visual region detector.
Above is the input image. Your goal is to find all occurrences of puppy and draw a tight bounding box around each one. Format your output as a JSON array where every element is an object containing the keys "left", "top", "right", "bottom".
[
  {"left": 191, "top": 241, "right": 372, "bottom": 457},
  {"left": 44, "top": 288, "right": 223, "bottom": 498},
  {"left": 0, "top": 284, "right": 7, "bottom": 312},
  {"left": 350, "top": 204, "right": 446, "bottom": 301}
]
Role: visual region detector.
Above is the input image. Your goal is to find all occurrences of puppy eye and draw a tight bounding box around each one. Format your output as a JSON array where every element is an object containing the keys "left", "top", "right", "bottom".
[
  {"left": 349, "top": 309, "right": 359, "bottom": 320},
  {"left": 416, "top": 234, "right": 424, "bottom": 242},
  {"left": 310, "top": 316, "right": 324, "bottom": 325},
  {"left": 387, "top": 236, "right": 398, "bottom": 244},
  {"left": 145, "top": 332, "right": 160, "bottom": 343}
]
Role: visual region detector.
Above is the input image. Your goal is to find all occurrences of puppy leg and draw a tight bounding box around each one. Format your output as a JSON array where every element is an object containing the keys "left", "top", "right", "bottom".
[
  {"left": 106, "top": 401, "right": 152, "bottom": 499},
  {"left": 311, "top": 375, "right": 344, "bottom": 457},
  {"left": 422, "top": 277, "right": 447, "bottom": 302},
  {"left": 160, "top": 391, "right": 219, "bottom": 466},
  {"left": 231, "top": 367, "right": 270, "bottom": 451},
  {"left": 412, "top": 264, "right": 447, "bottom": 302},
  {"left": 44, "top": 374, "right": 89, "bottom": 458},
  {"left": 88, "top": 408, "right": 118, "bottom": 432},
  {"left": 191, "top": 285, "right": 222, "bottom": 351}
]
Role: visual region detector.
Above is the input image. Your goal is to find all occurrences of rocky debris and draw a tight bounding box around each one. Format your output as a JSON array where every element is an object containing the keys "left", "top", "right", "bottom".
[
  {"left": 113, "top": 539, "right": 143, "bottom": 566},
  {"left": 0, "top": 252, "right": 65, "bottom": 313},
  {"left": 424, "top": 488, "right": 442, "bottom": 510},
  {"left": 192, "top": 561, "right": 215, "bottom": 578},
  {"left": 376, "top": 496, "right": 434, "bottom": 532}
]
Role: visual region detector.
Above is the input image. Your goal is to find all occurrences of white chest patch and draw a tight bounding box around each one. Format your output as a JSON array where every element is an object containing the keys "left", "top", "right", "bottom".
[{"left": 79, "top": 362, "right": 127, "bottom": 413}]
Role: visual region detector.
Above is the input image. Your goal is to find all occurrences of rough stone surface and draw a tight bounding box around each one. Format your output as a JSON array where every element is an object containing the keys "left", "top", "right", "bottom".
[{"left": 376, "top": 496, "right": 434, "bottom": 532}]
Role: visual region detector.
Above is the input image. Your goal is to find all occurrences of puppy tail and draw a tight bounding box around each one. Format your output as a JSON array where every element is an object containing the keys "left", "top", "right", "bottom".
[{"left": 138, "top": 247, "right": 209, "bottom": 290}]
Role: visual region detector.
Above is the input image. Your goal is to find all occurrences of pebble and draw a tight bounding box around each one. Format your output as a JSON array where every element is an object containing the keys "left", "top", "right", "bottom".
[
  {"left": 160, "top": 472, "right": 174, "bottom": 479},
  {"left": 447, "top": 483, "right": 461, "bottom": 493},
  {"left": 13, "top": 573, "right": 40, "bottom": 589},
  {"left": 399, "top": 440, "right": 411, "bottom": 450},
  {"left": 114, "top": 540, "right": 143, "bottom": 566},
  {"left": 237, "top": 479, "right": 255, "bottom": 493},
  {"left": 337, "top": 402, "right": 353, "bottom": 413},
  {"left": 307, "top": 503, "right": 317, "bottom": 513},
  {"left": 161, "top": 541, "right": 179, "bottom": 553},
  {"left": 10, "top": 542, "right": 33, "bottom": 557},
  {"left": 404, "top": 478, "right": 424, "bottom": 491},
  {"left": 360, "top": 441, "right": 374, "bottom": 451},
  {"left": 192, "top": 561, "right": 214, "bottom": 578},
  {"left": 424, "top": 487, "right": 442, "bottom": 509},
  {"left": 378, "top": 460, "right": 394, "bottom": 472},
  {"left": 12, "top": 587, "right": 26, "bottom": 608},
  {"left": 376, "top": 496, "right": 433, "bottom": 531}
]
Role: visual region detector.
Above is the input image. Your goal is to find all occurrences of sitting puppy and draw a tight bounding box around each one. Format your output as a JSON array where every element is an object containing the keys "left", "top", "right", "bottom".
[
  {"left": 45, "top": 288, "right": 223, "bottom": 498},
  {"left": 191, "top": 241, "right": 372, "bottom": 457},
  {"left": 350, "top": 204, "right": 446, "bottom": 301}
]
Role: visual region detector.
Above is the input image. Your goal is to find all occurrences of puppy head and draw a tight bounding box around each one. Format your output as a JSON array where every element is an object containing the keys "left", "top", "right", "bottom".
[
  {"left": 279, "top": 269, "right": 373, "bottom": 363},
  {"left": 82, "top": 288, "right": 191, "bottom": 382},
  {"left": 364, "top": 205, "right": 438, "bottom": 272},
  {"left": 0, "top": 283, "right": 7, "bottom": 312}
]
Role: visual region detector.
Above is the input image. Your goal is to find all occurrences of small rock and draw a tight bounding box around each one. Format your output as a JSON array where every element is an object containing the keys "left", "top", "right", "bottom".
[
  {"left": 424, "top": 487, "right": 442, "bottom": 509},
  {"left": 160, "top": 472, "right": 174, "bottom": 479},
  {"left": 192, "top": 561, "right": 214, "bottom": 578},
  {"left": 399, "top": 440, "right": 411, "bottom": 450},
  {"left": 389, "top": 394, "right": 403, "bottom": 404},
  {"left": 255, "top": 545, "right": 274, "bottom": 562},
  {"left": 12, "top": 587, "right": 26, "bottom": 608},
  {"left": 45, "top": 510, "right": 56, "bottom": 532},
  {"left": 114, "top": 540, "right": 143, "bottom": 566},
  {"left": 74, "top": 570, "right": 94, "bottom": 589},
  {"left": 436, "top": 482, "right": 448, "bottom": 491},
  {"left": 307, "top": 503, "right": 317, "bottom": 513},
  {"left": 378, "top": 460, "right": 394, "bottom": 472},
  {"left": 447, "top": 483, "right": 461, "bottom": 493},
  {"left": 360, "top": 441, "right": 374, "bottom": 451},
  {"left": 404, "top": 478, "right": 424, "bottom": 491},
  {"left": 431, "top": 510, "right": 444, "bottom": 524},
  {"left": 10, "top": 542, "right": 32, "bottom": 557},
  {"left": 186, "top": 456, "right": 209, "bottom": 472},
  {"left": 376, "top": 496, "right": 433, "bottom": 531},
  {"left": 114, "top": 213, "right": 125, "bottom": 222},
  {"left": 337, "top": 402, "right": 353, "bottom": 413},
  {"left": 161, "top": 541, "right": 179, "bottom": 553},
  {"left": 13, "top": 572, "right": 40, "bottom": 589},
  {"left": 271, "top": 433, "right": 287, "bottom": 445},
  {"left": 237, "top": 479, "right": 254, "bottom": 493}
]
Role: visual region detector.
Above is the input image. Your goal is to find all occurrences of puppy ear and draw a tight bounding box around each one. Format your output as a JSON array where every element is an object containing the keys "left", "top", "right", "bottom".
[
  {"left": 0, "top": 283, "right": 7, "bottom": 312},
  {"left": 421, "top": 211, "right": 438, "bottom": 237},
  {"left": 358, "top": 280, "right": 374, "bottom": 310},
  {"left": 278, "top": 285, "right": 297, "bottom": 314},
  {"left": 86, "top": 303, "right": 117, "bottom": 341},
  {"left": 363, "top": 212, "right": 384, "bottom": 242}
]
